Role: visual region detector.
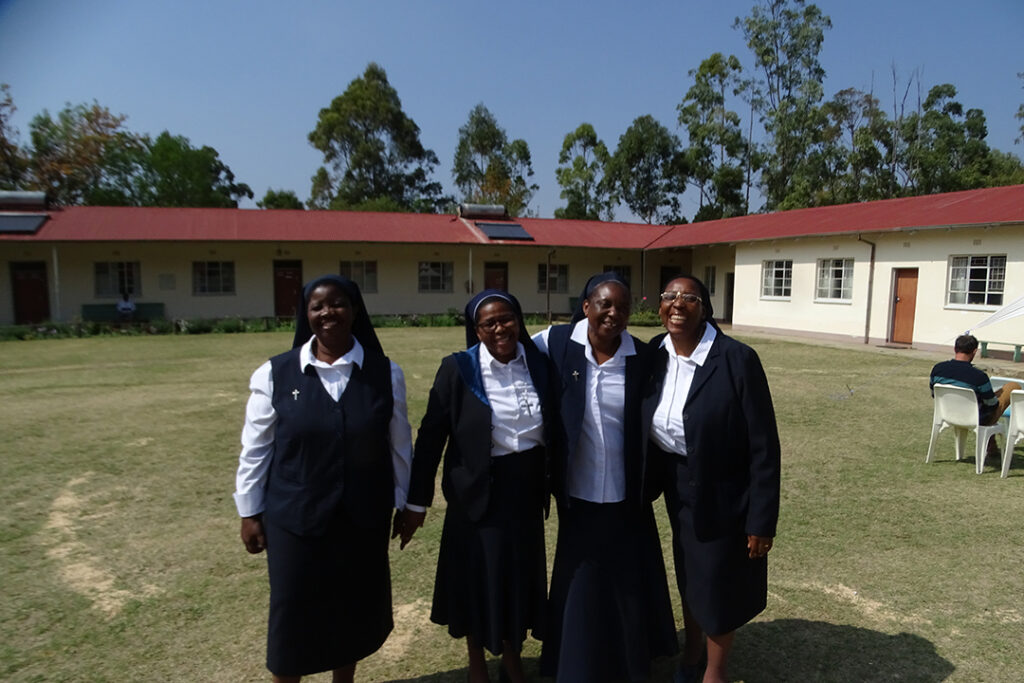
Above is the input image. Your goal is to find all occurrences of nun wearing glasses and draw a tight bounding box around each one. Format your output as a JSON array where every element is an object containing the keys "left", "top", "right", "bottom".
[
  {"left": 398, "top": 290, "right": 555, "bottom": 683},
  {"left": 642, "top": 274, "right": 780, "bottom": 683}
]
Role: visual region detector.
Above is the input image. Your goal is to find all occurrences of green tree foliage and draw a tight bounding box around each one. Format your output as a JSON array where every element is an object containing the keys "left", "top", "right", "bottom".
[
  {"left": 143, "top": 131, "right": 253, "bottom": 207},
  {"left": 27, "top": 101, "right": 148, "bottom": 205},
  {"left": 606, "top": 115, "right": 686, "bottom": 224},
  {"left": 308, "top": 63, "right": 445, "bottom": 213},
  {"left": 735, "top": 0, "right": 832, "bottom": 209},
  {"left": 453, "top": 103, "right": 538, "bottom": 217},
  {"left": 0, "top": 84, "right": 30, "bottom": 190},
  {"left": 677, "top": 53, "right": 750, "bottom": 221},
  {"left": 553, "top": 123, "right": 615, "bottom": 220},
  {"left": 257, "top": 188, "right": 304, "bottom": 209}
]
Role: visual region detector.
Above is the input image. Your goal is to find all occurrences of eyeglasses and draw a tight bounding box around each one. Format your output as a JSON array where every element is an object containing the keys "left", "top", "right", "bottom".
[
  {"left": 659, "top": 292, "right": 701, "bottom": 305},
  {"left": 476, "top": 315, "right": 518, "bottom": 332}
]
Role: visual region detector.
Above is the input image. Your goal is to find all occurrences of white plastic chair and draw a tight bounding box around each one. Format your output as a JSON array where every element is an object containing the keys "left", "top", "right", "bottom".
[
  {"left": 1001, "top": 390, "right": 1024, "bottom": 478},
  {"left": 926, "top": 384, "right": 1005, "bottom": 474}
]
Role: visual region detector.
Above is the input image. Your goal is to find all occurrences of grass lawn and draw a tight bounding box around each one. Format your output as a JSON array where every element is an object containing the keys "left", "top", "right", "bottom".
[{"left": 1, "top": 328, "right": 1022, "bottom": 682}]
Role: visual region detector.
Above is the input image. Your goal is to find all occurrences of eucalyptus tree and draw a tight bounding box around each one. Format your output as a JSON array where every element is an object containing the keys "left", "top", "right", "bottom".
[
  {"left": 606, "top": 115, "right": 686, "bottom": 224},
  {"left": 452, "top": 103, "right": 537, "bottom": 217},
  {"left": 554, "top": 123, "right": 615, "bottom": 220},
  {"left": 308, "top": 62, "right": 446, "bottom": 212}
]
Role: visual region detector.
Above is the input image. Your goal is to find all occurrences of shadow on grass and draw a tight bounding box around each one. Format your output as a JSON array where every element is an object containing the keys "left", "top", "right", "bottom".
[
  {"left": 732, "top": 619, "right": 954, "bottom": 682},
  {"left": 383, "top": 656, "right": 545, "bottom": 682}
]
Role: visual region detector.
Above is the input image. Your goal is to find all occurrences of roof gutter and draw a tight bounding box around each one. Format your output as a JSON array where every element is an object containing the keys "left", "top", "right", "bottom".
[{"left": 857, "top": 234, "right": 876, "bottom": 345}]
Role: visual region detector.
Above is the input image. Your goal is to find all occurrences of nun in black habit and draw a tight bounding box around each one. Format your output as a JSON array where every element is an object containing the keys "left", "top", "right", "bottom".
[
  {"left": 233, "top": 274, "right": 414, "bottom": 683},
  {"left": 398, "top": 289, "right": 555, "bottom": 683},
  {"left": 532, "top": 273, "right": 677, "bottom": 683}
]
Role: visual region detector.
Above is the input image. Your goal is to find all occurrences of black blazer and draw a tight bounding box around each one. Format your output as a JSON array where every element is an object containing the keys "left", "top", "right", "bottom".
[
  {"left": 545, "top": 324, "right": 656, "bottom": 508},
  {"left": 408, "top": 343, "right": 556, "bottom": 522},
  {"left": 642, "top": 331, "right": 781, "bottom": 541}
]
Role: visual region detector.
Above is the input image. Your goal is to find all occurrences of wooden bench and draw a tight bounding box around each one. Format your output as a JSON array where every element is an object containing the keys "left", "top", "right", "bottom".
[
  {"left": 979, "top": 340, "right": 1023, "bottom": 362},
  {"left": 81, "top": 302, "right": 166, "bottom": 323}
]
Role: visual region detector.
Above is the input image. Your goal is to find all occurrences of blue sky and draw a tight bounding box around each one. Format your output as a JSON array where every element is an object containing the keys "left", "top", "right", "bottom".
[{"left": 1, "top": 0, "right": 1022, "bottom": 220}]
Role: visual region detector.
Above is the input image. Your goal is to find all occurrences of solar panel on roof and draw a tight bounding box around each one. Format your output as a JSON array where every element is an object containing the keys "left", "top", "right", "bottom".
[
  {"left": 476, "top": 222, "right": 533, "bottom": 241},
  {"left": 0, "top": 214, "right": 48, "bottom": 234}
]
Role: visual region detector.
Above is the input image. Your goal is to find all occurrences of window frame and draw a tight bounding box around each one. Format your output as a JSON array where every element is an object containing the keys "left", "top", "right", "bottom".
[
  {"left": 946, "top": 254, "right": 1005, "bottom": 308},
  {"left": 538, "top": 263, "right": 569, "bottom": 293},
  {"left": 760, "top": 259, "right": 793, "bottom": 300},
  {"left": 601, "top": 265, "right": 632, "bottom": 289},
  {"left": 94, "top": 261, "right": 141, "bottom": 298},
  {"left": 192, "top": 261, "right": 236, "bottom": 295},
  {"left": 703, "top": 265, "right": 717, "bottom": 295},
  {"left": 339, "top": 260, "right": 378, "bottom": 294},
  {"left": 814, "top": 257, "right": 854, "bottom": 303},
  {"left": 417, "top": 261, "right": 454, "bottom": 293}
]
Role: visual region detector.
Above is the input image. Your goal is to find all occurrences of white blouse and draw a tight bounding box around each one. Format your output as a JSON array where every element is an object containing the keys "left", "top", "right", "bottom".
[
  {"left": 478, "top": 341, "right": 545, "bottom": 456},
  {"left": 232, "top": 336, "right": 414, "bottom": 518},
  {"left": 533, "top": 319, "right": 635, "bottom": 503},
  {"left": 650, "top": 324, "right": 717, "bottom": 457}
]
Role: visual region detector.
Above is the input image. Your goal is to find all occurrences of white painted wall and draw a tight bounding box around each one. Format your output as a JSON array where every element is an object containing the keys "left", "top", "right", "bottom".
[{"left": 731, "top": 224, "right": 1024, "bottom": 349}]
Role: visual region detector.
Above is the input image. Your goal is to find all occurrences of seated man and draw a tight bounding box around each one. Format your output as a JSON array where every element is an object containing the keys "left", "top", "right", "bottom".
[
  {"left": 116, "top": 291, "right": 136, "bottom": 322},
  {"left": 930, "top": 335, "right": 1021, "bottom": 452}
]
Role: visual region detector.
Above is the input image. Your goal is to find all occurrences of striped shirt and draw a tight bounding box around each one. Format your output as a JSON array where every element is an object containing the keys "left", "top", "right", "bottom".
[{"left": 930, "top": 359, "right": 999, "bottom": 423}]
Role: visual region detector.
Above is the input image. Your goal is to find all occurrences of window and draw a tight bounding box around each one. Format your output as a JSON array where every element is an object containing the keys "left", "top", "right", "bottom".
[
  {"left": 598, "top": 264, "right": 630, "bottom": 288},
  {"left": 703, "top": 265, "right": 717, "bottom": 295},
  {"left": 948, "top": 255, "right": 1005, "bottom": 306},
  {"left": 192, "top": 261, "right": 235, "bottom": 295},
  {"left": 340, "top": 260, "right": 378, "bottom": 293},
  {"left": 761, "top": 260, "right": 792, "bottom": 298},
  {"left": 418, "top": 261, "right": 453, "bottom": 293},
  {"left": 94, "top": 261, "right": 141, "bottom": 297},
  {"left": 815, "top": 258, "right": 854, "bottom": 301},
  {"left": 538, "top": 263, "right": 569, "bottom": 293}
]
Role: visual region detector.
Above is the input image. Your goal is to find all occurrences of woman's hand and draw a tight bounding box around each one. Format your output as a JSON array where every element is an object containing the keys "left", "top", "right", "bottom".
[
  {"left": 392, "top": 509, "right": 426, "bottom": 549},
  {"left": 747, "top": 534, "right": 773, "bottom": 559},
  {"left": 241, "top": 515, "right": 266, "bottom": 554}
]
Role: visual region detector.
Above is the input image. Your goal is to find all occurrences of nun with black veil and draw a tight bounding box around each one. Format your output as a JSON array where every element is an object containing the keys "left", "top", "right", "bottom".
[
  {"left": 532, "top": 273, "right": 678, "bottom": 683},
  {"left": 233, "top": 274, "right": 414, "bottom": 683},
  {"left": 398, "top": 289, "right": 555, "bottom": 683}
]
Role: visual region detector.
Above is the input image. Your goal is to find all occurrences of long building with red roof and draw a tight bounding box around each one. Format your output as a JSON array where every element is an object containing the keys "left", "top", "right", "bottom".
[{"left": 2, "top": 185, "right": 1022, "bottom": 351}]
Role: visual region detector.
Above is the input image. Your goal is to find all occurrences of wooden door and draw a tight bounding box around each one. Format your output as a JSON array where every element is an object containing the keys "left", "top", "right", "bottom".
[
  {"left": 273, "top": 260, "right": 303, "bottom": 319},
  {"left": 10, "top": 262, "right": 49, "bottom": 324},
  {"left": 891, "top": 268, "right": 918, "bottom": 344},
  {"left": 484, "top": 262, "right": 508, "bottom": 291}
]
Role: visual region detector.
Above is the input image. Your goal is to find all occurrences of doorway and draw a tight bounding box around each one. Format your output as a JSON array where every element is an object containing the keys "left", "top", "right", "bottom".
[
  {"left": 891, "top": 268, "right": 918, "bottom": 344},
  {"left": 10, "top": 261, "right": 50, "bottom": 324},
  {"left": 273, "top": 260, "right": 303, "bottom": 319},
  {"left": 723, "top": 272, "right": 735, "bottom": 323},
  {"left": 484, "top": 262, "right": 508, "bottom": 291}
]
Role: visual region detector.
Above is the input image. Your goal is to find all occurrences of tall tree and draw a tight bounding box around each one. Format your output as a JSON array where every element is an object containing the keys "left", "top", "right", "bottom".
[
  {"left": 0, "top": 84, "right": 30, "bottom": 190},
  {"left": 308, "top": 63, "right": 445, "bottom": 213},
  {"left": 453, "top": 103, "right": 538, "bottom": 217},
  {"left": 27, "top": 101, "right": 147, "bottom": 205},
  {"left": 554, "top": 123, "right": 615, "bottom": 220},
  {"left": 606, "top": 115, "right": 686, "bottom": 224},
  {"left": 735, "top": 0, "right": 832, "bottom": 209},
  {"left": 258, "top": 188, "right": 304, "bottom": 209},
  {"left": 900, "top": 84, "right": 993, "bottom": 195},
  {"left": 144, "top": 131, "right": 253, "bottom": 207},
  {"left": 677, "top": 53, "right": 749, "bottom": 221}
]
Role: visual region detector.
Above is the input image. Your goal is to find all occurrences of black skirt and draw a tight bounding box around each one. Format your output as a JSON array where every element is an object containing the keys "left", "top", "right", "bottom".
[
  {"left": 263, "top": 508, "right": 393, "bottom": 676},
  {"left": 659, "top": 444, "right": 767, "bottom": 636},
  {"left": 430, "top": 446, "right": 547, "bottom": 655},
  {"left": 539, "top": 498, "right": 678, "bottom": 683}
]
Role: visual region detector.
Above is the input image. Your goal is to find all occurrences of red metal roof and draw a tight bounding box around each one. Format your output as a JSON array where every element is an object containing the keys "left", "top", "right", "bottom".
[
  {"left": 0, "top": 205, "right": 672, "bottom": 249},
  {"left": 647, "top": 184, "right": 1024, "bottom": 249},
  {"left": 2, "top": 184, "right": 1021, "bottom": 249}
]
